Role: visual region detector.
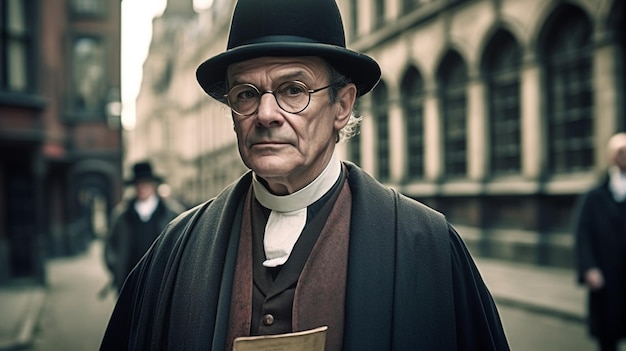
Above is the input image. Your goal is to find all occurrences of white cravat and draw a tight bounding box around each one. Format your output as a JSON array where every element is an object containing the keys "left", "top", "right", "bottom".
[
  {"left": 134, "top": 194, "right": 159, "bottom": 222},
  {"left": 608, "top": 166, "right": 626, "bottom": 202},
  {"left": 253, "top": 152, "right": 341, "bottom": 267}
]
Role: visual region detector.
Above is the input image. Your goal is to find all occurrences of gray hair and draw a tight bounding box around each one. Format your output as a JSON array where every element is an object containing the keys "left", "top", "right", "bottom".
[{"left": 326, "top": 64, "right": 362, "bottom": 143}]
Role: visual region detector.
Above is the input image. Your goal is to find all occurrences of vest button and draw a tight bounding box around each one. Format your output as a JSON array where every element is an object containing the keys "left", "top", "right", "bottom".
[{"left": 262, "top": 314, "right": 275, "bottom": 326}]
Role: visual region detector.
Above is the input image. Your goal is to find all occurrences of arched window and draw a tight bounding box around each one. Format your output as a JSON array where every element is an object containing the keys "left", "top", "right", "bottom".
[
  {"left": 541, "top": 6, "right": 593, "bottom": 173},
  {"left": 402, "top": 0, "right": 429, "bottom": 13},
  {"left": 438, "top": 51, "right": 468, "bottom": 178},
  {"left": 483, "top": 30, "right": 522, "bottom": 175},
  {"left": 401, "top": 67, "right": 425, "bottom": 178},
  {"left": 374, "top": 0, "right": 385, "bottom": 30},
  {"left": 349, "top": 0, "right": 358, "bottom": 39},
  {"left": 402, "top": 0, "right": 417, "bottom": 13},
  {"left": 372, "top": 81, "right": 390, "bottom": 181}
]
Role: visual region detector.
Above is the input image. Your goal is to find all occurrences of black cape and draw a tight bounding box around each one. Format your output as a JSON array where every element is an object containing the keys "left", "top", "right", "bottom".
[{"left": 101, "top": 163, "right": 509, "bottom": 350}]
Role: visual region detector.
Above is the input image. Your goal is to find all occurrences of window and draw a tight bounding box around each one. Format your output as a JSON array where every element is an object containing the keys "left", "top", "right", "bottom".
[
  {"left": 374, "top": 0, "right": 385, "bottom": 29},
  {"left": 438, "top": 51, "right": 468, "bottom": 178},
  {"left": 372, "top": 81, "right": 390, "bottom": 181},
  {"left": 401, "top": 67, "right": 425, "bottom": 178},
  {"left": 151, "top": 58, "right": 173, "bottom": 93},
  {"left": 349, "top": 0, "right": 358, "bottom": 39},
  {"left": 72, "top": 37, "right": 106, "bottom": 112},
  {"left": 0, "top": 0, "right": 33, "bottom": 93},
  {"left": 71, "top": 0, "right": 103, "bottom": 15},
  {"left": 483, "top": 31, "right": 522, "bottom": 176},
  {"left": 402, "top": 0, "right": 432, "bottom": 13},
  {"left": 542, "top": 6, "right": 593, "bottom": 173}
]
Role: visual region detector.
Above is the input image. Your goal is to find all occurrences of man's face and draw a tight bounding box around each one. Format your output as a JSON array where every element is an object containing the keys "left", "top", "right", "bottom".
[
  {"left": 614, "top": 146, "right": 626, "bottom": 171},
  {"left": 227, "top": 56, "right": 356, "bottom": 195},
  {"left": 135, "top": 180, "right": 157, "bottom": 201}
]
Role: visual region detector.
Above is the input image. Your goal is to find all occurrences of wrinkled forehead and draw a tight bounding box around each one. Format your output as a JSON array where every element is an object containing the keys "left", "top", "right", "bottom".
[{"left": 226, "top": 56, "right": 330, "bottom": 83}]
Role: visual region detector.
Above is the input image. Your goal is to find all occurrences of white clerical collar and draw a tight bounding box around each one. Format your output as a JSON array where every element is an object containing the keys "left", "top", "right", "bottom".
[
  {"left": 134, "top": 193, "right": 159, "bottom": 222},
  {"left": 253, "top": 152, "right": 341, "bottom": 212},
  {"left": 253, "top": 152, "right": 342, "bottom": 267}
]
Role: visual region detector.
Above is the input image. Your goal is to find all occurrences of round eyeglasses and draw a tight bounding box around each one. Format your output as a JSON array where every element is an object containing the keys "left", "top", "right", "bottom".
[{"left": 224, "top": 81, "right": 332, "bottom": 117}]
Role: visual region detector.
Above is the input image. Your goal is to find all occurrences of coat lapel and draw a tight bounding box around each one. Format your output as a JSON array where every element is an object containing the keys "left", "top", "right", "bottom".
[
  {"left": 342, "top": 164, "right": 397, "bottom": 350},
  {"left": 294, "top": 180, "right": 351, "bottom": 350},
  {"left": 342, "top": 163, "right": 455, "bottom": 351},
  {"left": 152, "top": 173, "right": 251, "bottom": 350},
  {"left": 225, "top": 187, "right": 255, "bottom": 351}
]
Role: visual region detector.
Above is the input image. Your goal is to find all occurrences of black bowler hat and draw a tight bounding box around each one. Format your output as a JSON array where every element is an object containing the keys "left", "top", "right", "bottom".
[
  {"left": 125, "top": 162, "right": 163, "bottom": 185},
  {"left": 196, "top": 0, "right": 381, "bottom": 102}
]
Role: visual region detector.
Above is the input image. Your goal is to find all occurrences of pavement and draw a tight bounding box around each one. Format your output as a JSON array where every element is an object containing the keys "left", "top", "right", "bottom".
[
  {"left": 0, "top": 283, "right": 45, "bottom": 350},
  {"left": 476, "top": 257, "right": 586, "bottom": 323},
  {"left": 0, "top": 247, "right": 587, "bottom": 351}
]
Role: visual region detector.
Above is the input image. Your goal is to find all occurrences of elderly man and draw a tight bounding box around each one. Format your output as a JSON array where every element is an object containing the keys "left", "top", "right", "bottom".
[{"left": 101, "top": 0, "right": 509, "bottom": 350}]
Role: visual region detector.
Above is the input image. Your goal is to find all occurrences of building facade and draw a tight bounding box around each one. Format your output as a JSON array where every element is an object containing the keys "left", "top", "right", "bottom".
[
  {"left": 131, "top": 0, "right": 624, "bottom": 267},
  {"left": 0, "top": 0, "right": 122, "bottom": 284},
  {"left": 127, "top": 0, "right": 245, "bottom": 206}
]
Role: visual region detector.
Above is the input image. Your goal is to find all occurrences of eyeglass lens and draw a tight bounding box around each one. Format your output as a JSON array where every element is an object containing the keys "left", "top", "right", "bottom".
[{"left": 226, "top": 81, "right": 312, "bottom": 116}]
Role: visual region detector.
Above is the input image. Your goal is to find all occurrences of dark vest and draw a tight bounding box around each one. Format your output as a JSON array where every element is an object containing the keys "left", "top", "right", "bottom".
[
  {"left": 226, "top": 169, "right": 350, "bottom": 351},
  {"left": 250, "top": 170, "right": 345, "bottom": 335}
]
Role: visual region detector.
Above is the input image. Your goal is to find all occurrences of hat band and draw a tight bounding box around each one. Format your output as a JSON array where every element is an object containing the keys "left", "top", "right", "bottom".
[{"left": 235, "top": 35, "right": 330, "bottom": 48}]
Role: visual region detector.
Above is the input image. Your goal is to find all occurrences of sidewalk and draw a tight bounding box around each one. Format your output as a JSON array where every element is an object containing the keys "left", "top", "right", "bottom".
[
  {"left": 475, "top": 257, "right": 586, "bottom": 323},
  {"left": 0, "top": 282, "right": 45, "bottom": 350},
  {"left": 0, "top": 253, "right": 586, "bottom": 350}
]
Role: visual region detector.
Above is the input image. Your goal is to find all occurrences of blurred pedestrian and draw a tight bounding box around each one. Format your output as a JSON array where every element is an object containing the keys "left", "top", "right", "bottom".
[
  {"left": 100, "top": 0, "right": 509, "bottom": 350},
  {"left": 103, "top": 161, "right": 184, "bottom": 294},
  {"left": 575, "top": 132, "right": 626, "bottom": 351}
]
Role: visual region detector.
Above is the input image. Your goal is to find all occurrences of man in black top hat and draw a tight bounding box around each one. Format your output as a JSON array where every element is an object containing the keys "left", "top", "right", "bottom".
[
  {"left": 103, "top": 161, "right": 184, "bottom": 293},
  {"left": 101, "top": 1, "right": 509, "bottom": 350}
]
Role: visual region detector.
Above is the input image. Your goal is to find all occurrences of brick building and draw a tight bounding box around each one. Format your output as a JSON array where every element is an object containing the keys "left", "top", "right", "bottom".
[{"left": 0, "top": 0, "right": 122, "bottom": 284}]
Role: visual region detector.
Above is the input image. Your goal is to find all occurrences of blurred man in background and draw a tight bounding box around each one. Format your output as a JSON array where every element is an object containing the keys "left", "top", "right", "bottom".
[
  {"left": 575, "top": 132, "right": 626, "bottom": 351},
  {"left": 103, "top": 161, "right": 184, "bottom": 293}
]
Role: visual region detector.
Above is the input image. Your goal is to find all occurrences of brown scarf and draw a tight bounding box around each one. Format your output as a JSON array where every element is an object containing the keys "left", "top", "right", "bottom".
[{"left": 226, "top": 181, "right": 352, "bottom": 351}]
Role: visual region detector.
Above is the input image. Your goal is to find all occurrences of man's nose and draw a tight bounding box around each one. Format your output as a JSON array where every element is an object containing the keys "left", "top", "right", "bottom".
[{"left": 255, "top": 92, "right": 283, "bottom": 126}]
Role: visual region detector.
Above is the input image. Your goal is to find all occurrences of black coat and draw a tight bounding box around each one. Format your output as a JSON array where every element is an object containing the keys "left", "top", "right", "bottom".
[
  {"left": 101, "top": 163, "right": 509, "bottom": 350},
  {"left": 574, "top": 175, "right": 626, "bottom": 340},
  {"left": 104, "top": 197, "right": 184, "bottom": 291}
]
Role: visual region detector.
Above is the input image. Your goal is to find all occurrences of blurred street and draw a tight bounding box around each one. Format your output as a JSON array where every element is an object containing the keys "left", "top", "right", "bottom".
[
  {"left": 30, "top": 240, "right": 116, "bottom": 351},
  {"left": 499, "top": 304, "right": 600, "bottom": 350},
  {"left": 1, "top": 238, "right": 626, "bottom": 351}
]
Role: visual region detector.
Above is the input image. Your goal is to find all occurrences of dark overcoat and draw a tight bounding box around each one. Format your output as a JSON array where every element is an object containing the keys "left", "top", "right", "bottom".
[
  {"left": 101, "top": 163, "right": 509, "bottom": 350},
  {"left": 574, "top": 175, "right": 626, "bottom": 341},
  {"left": 104, "top": 197, "right": 184, "bottom": 291}
]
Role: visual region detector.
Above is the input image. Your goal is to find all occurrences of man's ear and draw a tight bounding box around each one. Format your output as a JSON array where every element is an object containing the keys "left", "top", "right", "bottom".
[{"left": 334, "top": 83, "right": 357, "bottom": 130}]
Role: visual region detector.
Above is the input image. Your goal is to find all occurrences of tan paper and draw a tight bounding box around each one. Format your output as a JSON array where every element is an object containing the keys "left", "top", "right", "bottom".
[{"left": 233, "top": 326, "right": 328, "bottom": 351}]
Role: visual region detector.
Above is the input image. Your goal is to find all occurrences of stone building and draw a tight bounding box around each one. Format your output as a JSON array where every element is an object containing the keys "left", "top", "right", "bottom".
[
  {"left": 0, "top": 0, "right": 122, "bottom": 284},
  {"left": 130, "top": 0, "right": 624, "bottom": 267},
  {"left": 127, "top": 0, "right": 245, "bottom": 206}
]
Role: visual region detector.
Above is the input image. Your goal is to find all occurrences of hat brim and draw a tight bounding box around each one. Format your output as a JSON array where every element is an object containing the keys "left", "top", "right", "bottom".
[{"left": 196, "top": 42, "right": 381, "bottom": 102}]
